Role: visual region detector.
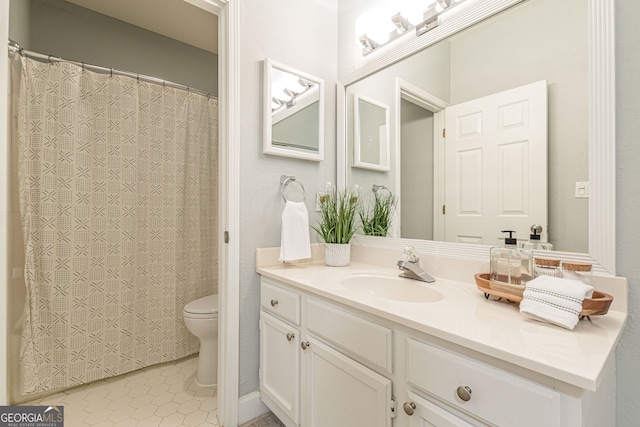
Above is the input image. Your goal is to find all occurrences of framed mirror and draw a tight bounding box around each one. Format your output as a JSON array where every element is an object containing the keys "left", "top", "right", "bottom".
[
  {"left": 353, "top": 93, "right": 390, "bottom": 171},
  {"left": 263, "top": 58, "right": 325, "bottom": 161},
  {"left": 337, "top": 0, "right": 615, "bottom": 274}
]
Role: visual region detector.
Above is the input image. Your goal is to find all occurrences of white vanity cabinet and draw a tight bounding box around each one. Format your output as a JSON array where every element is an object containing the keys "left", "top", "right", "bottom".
[
  {"left": 259, "top": 278, "right": 394, "bottom": 427},
  {"left": 259, "top": 275, "right": 616, "bottom": 427}
]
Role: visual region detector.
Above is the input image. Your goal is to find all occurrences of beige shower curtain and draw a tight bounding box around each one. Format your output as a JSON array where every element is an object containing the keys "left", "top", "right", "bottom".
[{"left": 13, "top": 54, "right": 218, "bottom": 394}]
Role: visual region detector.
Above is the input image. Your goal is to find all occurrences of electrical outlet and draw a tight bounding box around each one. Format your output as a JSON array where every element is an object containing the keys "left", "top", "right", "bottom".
[{"left": 575, "top": 181, "right": 589, "bottom": 198}]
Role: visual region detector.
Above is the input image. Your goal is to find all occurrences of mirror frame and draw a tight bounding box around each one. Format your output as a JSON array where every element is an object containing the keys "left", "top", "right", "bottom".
[
  {"left": 263, "top": 57, "right": 325, "bottom": 161},
  {"left": 337, "top": 0, "right": 616, "bottom": 275},
  {"left": 353, "top": 93, "right": 391, "bottom": 171}
]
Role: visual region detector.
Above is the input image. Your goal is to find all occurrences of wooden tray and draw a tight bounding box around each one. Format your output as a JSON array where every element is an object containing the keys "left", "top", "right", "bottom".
[{"left": 474, "top": 273, "right": 613, "bottom": 316}]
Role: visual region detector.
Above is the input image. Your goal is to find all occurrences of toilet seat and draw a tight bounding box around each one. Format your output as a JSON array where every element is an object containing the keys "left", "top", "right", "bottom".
[{"left": 184, "top": 294, "right": 219, "bottom": 319}]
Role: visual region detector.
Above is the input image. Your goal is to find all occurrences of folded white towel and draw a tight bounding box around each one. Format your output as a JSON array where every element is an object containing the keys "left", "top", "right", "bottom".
[
  {"left": 279, "top": 201, "right": 311, "bottom": 263},
  {"left": 519, "top": 276, "right": 594, "bottom": 330}
]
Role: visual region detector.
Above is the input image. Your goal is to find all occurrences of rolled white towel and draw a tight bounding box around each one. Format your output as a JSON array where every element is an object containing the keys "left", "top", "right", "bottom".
[{"left": 519, "top": 276, "right": 594, "bottom": 330}]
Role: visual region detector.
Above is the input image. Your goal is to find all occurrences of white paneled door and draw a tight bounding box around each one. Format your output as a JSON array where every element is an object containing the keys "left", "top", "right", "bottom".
[{"left": 444, "top": 81, "right": 548, "bottom": 246}]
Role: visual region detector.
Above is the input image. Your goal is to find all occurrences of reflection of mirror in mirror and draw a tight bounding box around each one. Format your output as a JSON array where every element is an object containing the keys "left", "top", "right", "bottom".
[
  {"left": 344, "top": 0, "right": 587, "bottom": 253},
  {"left": 354, "top": 94, "right": 390, "bottom": 171},
  {"left": 263, "top": 58, "right": 325, "bottom": 161}
]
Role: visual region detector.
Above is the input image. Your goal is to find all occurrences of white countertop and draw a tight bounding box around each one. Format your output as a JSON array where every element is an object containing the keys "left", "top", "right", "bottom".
[{"left": 257, "top": 259, "right": 627, "bottom": 392}]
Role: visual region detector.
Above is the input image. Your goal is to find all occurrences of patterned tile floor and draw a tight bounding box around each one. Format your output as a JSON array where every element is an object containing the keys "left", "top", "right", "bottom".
[{"left": 21, "top": 355, "right": 220, "bottom": 426}]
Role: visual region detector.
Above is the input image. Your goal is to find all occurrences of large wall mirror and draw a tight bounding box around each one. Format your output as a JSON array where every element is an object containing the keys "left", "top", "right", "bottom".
[
  {"left": 263, "top": 58, "right": 325, "bottom": 161},
  {"left": 337, "top": 0, "right": 616, "bottom": 274}
]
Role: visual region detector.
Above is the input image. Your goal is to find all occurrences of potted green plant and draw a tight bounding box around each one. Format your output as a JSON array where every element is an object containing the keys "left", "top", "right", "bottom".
[
  {"left": 313, "top": 183, "right": 359, "bottom": 266},
  {"left": 359, "top": 187, "right": 396, "bottom": 237}
]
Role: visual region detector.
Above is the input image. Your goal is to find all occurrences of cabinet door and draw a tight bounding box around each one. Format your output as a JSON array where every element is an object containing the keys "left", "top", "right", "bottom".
[
  {"left": 260, "top": 312, "right": 300, "bottom": 425},
  {"left": 304, "top": 337, "right": 392, "bottom": 427},
  {"left": 404, "top": 391, "right": 478, "bottom": 427}
]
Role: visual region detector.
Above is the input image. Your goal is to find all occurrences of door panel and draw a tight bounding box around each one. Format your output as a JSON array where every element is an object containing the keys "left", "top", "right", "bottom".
[{"left": 444, "top": 81, "right": 548, "bottom": 246}]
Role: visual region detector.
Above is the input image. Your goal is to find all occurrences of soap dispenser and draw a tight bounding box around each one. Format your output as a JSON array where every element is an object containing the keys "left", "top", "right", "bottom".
[
  {"left": 519, "top": 224, "right": 553, "bottom": 251},
  {"left": 490, "top": 230, "right": 533, "bottom": 286}
]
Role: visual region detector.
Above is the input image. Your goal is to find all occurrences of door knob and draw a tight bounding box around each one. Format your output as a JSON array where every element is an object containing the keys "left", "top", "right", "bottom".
[
  {"left": 403, "top": 401, "right": 416, "bottom": 416},
  {"left": 301, "top": 341, "right": 310, "bottom": 350},
  {"left": 456, "top": 385, "right": 472, "bottom": 402},
  {"left": 270, "top": 299, "right": 278, "bottom": 307},
  {"left": 286, "top": 333, "right": 295, "bottom": 341}
]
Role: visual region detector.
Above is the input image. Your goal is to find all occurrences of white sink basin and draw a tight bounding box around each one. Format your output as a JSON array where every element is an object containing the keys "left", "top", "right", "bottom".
[{"left": 339, "top": 274, "right": 443, "bottom": 303}]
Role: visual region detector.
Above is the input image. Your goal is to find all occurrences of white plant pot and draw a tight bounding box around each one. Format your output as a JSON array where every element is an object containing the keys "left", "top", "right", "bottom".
[{"left": 324, "top": 243, "right": 351, "bottom": 267}]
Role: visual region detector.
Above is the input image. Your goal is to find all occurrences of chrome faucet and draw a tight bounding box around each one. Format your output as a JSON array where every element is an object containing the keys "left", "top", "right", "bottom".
[{"left": 397, "top": 246, "right": 435, "bottom": 283}]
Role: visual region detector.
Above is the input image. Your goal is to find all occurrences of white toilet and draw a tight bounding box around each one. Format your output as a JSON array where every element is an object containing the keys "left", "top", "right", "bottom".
[{"left": 183, "top": 294, "right": 219, "bottom": 387}]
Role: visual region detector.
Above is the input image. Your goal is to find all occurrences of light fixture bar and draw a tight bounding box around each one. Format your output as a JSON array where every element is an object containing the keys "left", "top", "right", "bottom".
[
  {"left": 358, "top": 0, "right": 468, "bottom": 56},
  {"left": 415, "top": 14, "right": 440, "bottom": 36}
]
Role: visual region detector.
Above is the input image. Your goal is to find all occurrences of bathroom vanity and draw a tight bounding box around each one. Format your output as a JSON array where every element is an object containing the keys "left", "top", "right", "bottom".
[{"left": 256, "top": 247, "right": 627, "bottom": 427}]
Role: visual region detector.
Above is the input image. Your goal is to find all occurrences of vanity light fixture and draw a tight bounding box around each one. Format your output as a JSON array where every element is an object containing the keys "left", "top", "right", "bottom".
[
  {"left": 391, "top": 13, "right": 414, "bottom": 35},
  {"left": 359, "top": 0, "right": 469, "bottom": 56},
  {"left": 271, "top": 78, "right": 316, "bottom": 112},
  {"left": 359, "top": 34, "right": 381, "bottom": 54}
]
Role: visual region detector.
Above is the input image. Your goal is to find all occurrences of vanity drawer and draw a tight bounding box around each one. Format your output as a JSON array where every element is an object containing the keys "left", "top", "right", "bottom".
[
  {"left": 307, "top": 298, "right": 392, "bottom": 374},
  {"left": 261, "top": 279, "right": 301, "bottom": 325},
  {"left": 406, "top": 338, "right": 562, "bottom": 427}
]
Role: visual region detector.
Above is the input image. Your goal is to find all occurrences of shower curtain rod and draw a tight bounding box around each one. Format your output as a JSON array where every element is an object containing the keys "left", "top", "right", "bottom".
[{"left": 7, "top": 40, "right": 217, "bottom": 100}]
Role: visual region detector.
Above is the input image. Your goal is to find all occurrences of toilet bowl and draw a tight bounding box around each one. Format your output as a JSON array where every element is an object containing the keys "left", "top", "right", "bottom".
[{"left": 183, "top": 294, "right": 219, "bottom": 387}]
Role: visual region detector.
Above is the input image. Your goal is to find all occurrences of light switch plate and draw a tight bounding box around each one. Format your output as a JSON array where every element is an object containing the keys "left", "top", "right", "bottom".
[{"left": 575, "top": 181, "right": 589, "bottom": 198}]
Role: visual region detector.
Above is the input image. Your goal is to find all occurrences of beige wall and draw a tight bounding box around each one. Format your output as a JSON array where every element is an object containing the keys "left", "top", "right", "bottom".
[
  {"left": 615, "top": 1, "right": 640, "bottom": 425},
  {"left": 28, "top": 0, "right": 218, "bottom": 95},
  {"left": 237, "top": 0, "right": 338, "bottom": 396},
  {"left": 400, "top": 100, "right": 434, "bottom": 240}
]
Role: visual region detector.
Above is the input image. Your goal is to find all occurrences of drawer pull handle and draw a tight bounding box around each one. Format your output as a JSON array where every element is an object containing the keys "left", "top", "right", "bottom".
[
  {"left": 286, "top": 333, "right": 295, "bottom": 342},
  {"left": 270, "top": 299, "right": 279, "bottom": 307},
  {"left": 456, "top": 385, "right": 472, "bottom": 402},
  {"left": 403, "top": 401, "right": 416, "bottom": 416},
  {"left": 301, "top": 341, "right": 310, "bottom": 350}
]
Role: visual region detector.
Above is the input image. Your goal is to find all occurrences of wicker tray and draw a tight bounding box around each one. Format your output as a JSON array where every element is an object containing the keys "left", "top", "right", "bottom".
[{"left": 474, "top": 273, "right": 613, "bottom": 316}]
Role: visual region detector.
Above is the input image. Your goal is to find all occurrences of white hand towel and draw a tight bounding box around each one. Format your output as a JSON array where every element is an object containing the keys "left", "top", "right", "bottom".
[
  {"left": 519, "top": 276, "right": 594, "bottom": 330},
  {"left": 279, "top": 201, "right": 312, "bottom": 263}
]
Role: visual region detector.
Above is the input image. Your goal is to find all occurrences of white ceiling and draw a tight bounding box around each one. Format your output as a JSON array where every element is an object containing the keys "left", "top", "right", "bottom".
[{"left": 64, "top": 0, "right": 218, "bottom": 54}]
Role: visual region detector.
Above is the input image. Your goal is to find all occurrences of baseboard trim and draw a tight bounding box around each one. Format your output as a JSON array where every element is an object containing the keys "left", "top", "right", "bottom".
[{"left": 238, "top": 391, "right": 269, "bottom": 425}]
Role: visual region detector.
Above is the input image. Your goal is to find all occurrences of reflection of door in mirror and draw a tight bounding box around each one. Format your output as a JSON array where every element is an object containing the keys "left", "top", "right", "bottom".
[{"left": 443, "top": 80, "right": 548, "bottom": 247}]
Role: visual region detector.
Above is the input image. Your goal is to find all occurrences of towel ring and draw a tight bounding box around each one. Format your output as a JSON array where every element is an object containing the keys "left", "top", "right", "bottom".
[
  {"left": 280, "top": 175, "right": 306, "bottom": 202},
  {"left": 372, "top": 184, "right": 391, "bottom": 198}
]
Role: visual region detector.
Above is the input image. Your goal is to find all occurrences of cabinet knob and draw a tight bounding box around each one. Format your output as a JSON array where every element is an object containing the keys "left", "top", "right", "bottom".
[
  {"left": 403, "top": 401, "right": 416, "bottom": 416},
  {"left": 456, "top": 385, "right": 472, "bottom": 402},
  {"left": 301, "top": 341, "right": 310, "bottom": 350},
  {"left": 286, "top": 333, "right": 295, "bottom": 342},
  {"left": 270, "top": 299, "right": 279, "bottom": 307}
]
